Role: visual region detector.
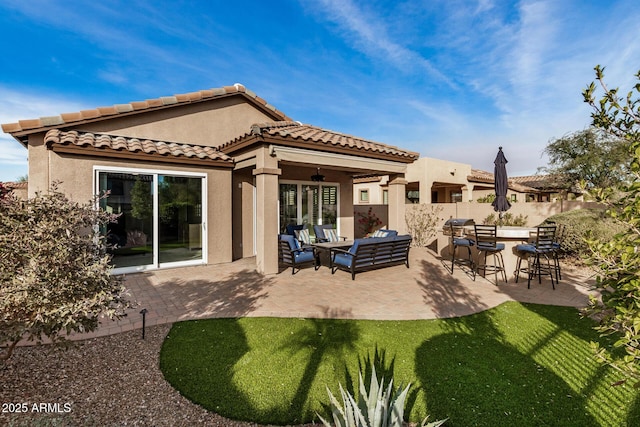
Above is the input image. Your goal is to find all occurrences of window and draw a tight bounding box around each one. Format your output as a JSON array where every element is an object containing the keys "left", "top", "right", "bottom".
[
  {"left": 96, "top": 168, "right": 206, "bottom": 273},
  {"left": 382, "top": 189, "right": 389, "bottom": 205},
  {"left": 451, "top": 191, "right": 462, "bottom": 203},
  {"left": 511, "top": 194, "right": 517, "bottom": 202},
  {"left": 359, "top": 189, "right": 369, "bottom": 203}
]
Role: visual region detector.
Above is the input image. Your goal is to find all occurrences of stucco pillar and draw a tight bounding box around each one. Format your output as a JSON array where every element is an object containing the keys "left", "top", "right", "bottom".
[
  {"left": 388, "top": 175, "right": 407, "bottom": 234},
  {"left": 463, "top": 185, "right": 473, "bottom": 202},
  {"left": 253, "top": 147, "right": 281, "bottom": 275}
]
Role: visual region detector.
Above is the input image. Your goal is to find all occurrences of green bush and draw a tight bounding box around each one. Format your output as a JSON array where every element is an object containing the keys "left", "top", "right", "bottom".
[
  {"left": 481, "top": 212, "right": 528, "bottom": 226},
  {"left": 543, "top": 208, "right": 627, "bottom": 259}
]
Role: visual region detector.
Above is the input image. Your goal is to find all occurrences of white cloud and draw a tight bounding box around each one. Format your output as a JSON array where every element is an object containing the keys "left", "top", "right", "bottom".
[
  {"left": 0, "top": 87, "right": 87, "bottom": 182},
  {"left": 306, "top": 0, "right": 453, "bottom": 85}
]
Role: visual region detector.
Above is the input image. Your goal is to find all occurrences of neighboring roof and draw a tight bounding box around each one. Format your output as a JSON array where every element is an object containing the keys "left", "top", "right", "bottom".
[
  {"left": 219, "top": 121, "right": 419, "bottom": 163},
  {"left": 45, "top": 129, "right": 234, "bottom": 167},
  {"left": 510, "top": 175, "right": 565, "bottom": 190},
  {"left": 468, "top": 169, "right": 537, "bottom": 193},
  {"left": 4, "top": 181, "right": 27, "bottom": 190},
  {"left": 353, "top": 175, "right": 384, "bottom": 184},
  {"left": 2, "top": 84, "right": 292, "bottom": 143}
]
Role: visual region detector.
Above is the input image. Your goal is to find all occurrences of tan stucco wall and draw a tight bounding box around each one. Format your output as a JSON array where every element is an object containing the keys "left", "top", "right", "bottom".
[
  {"left": 41, "top": 150, "right": 233, "bottom": 265},
  {"left": 353, "top": 177, "right": 388, "bottom": 205},
  {"left": 232, "top": 168, "right": 256, "bottom": 260},
  {"left": 406, "top": 157, "right": 473, "bottom": 203},
  {"left": 79, "top": 97, "right": 275, "bottom": 147}
]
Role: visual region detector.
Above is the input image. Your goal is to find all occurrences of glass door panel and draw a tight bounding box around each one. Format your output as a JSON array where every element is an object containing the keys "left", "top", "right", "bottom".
[
  {"left": 99, "top": 172, "right": 154, "bottom": 269},
  {"left": 301, "top": 185, "right": 319, "bottom": 228},
  {"left": 158, "top": 175, "right": 203, "bottom": 264},
  {"left": 321, "top": 185, "right": 338, "bottom": 226},
  {"left": 279, "top": 184, "right": 298, "bottom": 233}
]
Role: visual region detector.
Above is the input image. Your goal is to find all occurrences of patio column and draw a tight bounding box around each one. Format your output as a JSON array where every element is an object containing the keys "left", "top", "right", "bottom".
[
  {"left": 388, "top": 175, "right": 407, "bottom": 234},
  {"left": 463, "top": 184, "right": 473, "bottom": 202},
  {"left": 253, "top": 147, "right": 281, "bottom": 275}
]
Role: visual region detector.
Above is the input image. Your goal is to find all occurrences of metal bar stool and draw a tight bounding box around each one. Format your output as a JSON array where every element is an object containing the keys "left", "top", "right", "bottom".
[
  {"left": 449, "top": 223, "right": 475, "bottom": 278},
  {"left": 515, "top": 225, "right": 557, "bottom": 289},
  {"left": 474, "top": 224, "right": 507, "bottom": 285}
]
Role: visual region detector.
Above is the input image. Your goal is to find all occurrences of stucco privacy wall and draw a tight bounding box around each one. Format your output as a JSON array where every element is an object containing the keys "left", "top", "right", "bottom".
[
  {"left": 78, "top": 98, "right": 268, "bottom": 148},
  {"left": 41, "top": 149, "right": 233, "bottom": 265}
]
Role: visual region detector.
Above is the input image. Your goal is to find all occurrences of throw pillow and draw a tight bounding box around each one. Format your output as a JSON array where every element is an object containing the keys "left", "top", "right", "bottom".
[
  {"left": 372, "top": 229, "right": 389, "bottom": 238},
  {"left": 295, "top": 228, "right": 311, "bottom": 245},
  {"left": 325, "top": 228, "right": 339, "bottom": 242}
]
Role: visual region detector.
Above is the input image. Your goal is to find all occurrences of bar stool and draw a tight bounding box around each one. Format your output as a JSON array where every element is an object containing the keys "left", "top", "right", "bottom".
[
  {"left": 474, "top": 224, "right": 507, "bottom": 285},
  {"left": 449, "top": 223, "right": 475, "bottom": 278},
  {"left": 551, "top": 223, "right": 565, "bottom": 282},
  {"left": 515, "top": 225, "right": 557, "bottom": 289}
]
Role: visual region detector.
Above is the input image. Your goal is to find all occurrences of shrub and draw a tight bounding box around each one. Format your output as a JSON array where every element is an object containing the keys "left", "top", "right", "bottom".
[
  {"left": 481, "top": 212, "right": 528, "bottom": 227},
  {"left": 356, "top": 207, "right": 383, "bottom": 236},
  {"left": 543, "top": 209, "right": 626, "bottom": 260},
  {"left": 405, "top": 204, "right": 443, "bottom": 247},
  {"left": 0, "top": 185, "right": 132, "bottom": 363},
  {"left": 476, "top": 194, "right": 496, "bottom": 203}
]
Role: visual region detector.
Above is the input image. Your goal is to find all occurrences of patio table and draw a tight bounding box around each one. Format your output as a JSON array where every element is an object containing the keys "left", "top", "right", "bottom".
[
  {"left": 463, "top": 226, "right": 537, "bottom": 281},
  {"left": 311, "top": 240, "right": 355, "bottom": 266}
]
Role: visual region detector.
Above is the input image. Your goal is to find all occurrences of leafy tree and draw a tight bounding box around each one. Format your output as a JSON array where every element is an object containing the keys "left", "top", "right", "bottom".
[
  {"left": 0, "top": 185, "right": 131, "bottom": 363},
  {"left": 540, "top": 127, "right": 630, "bottom": 191},
  {"left": 581, "top": 65, "right": 640, "bottom": 385},
  {"left": 130, "top": 177, "right": 152, "bottom": 220}
]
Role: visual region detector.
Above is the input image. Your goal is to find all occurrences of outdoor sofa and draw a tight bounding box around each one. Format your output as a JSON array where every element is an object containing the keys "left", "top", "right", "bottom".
[{"left": 329, "top": 234, "right": 412, "bottom": 280}]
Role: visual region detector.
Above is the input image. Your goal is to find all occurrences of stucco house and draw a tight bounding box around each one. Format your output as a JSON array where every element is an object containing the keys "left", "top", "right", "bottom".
[
  {"left": 353, "top": 157, "right": 538, "bottom": 205},
  {"left": 2, "top": 84, "right": 418, "bottom": 275}
]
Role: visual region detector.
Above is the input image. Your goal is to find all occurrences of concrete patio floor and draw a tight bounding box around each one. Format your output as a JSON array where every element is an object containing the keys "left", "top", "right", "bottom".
[{"left": 72, "top": 247, "right": 597, "bottom": 341}]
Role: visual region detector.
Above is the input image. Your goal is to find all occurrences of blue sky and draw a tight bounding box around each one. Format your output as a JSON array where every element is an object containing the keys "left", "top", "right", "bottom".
[{"left": 1, "top": 0, "right": 639, "bottom": 182}]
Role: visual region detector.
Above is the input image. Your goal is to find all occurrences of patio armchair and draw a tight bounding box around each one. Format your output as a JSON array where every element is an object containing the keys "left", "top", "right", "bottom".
[
  {"left": 313, "top": 224, "right": 347, "bottom": 243},
  {"left": 279, "top": 234, "right": 319, "bottom": 274}
]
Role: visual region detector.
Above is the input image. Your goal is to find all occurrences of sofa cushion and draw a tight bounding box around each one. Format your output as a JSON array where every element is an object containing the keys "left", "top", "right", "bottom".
[
  {"left": 333, "top": 252, "right": 353, "bottom": 268},
  {"left": 281, "top": 234, "right": 300, "bottom": 250},
  {"left": 295, "top": 249, "right": 316, "bottom": 263}
]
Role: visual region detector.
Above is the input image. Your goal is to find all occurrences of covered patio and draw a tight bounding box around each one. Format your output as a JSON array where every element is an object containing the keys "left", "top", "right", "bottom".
[{"left": 220, "top": 121, "right": 419, "bottom": 274}]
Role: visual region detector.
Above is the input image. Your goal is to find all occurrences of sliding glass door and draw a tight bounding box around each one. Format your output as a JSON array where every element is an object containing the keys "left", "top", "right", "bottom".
[{"left": 97, "top": 168, "right": 206, "bottom": 273}]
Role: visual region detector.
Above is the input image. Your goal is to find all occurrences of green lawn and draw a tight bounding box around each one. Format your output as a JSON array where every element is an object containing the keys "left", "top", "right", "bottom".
[{"left": 159, "top": 302, "right": 640, "bottom": 426}]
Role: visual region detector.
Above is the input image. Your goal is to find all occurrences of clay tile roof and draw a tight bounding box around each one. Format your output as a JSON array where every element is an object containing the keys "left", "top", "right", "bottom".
[
  {"left": 2, "top": 84, "right": 292, "bottom": 136},
  {"left": 221, "top": 121, "right": 419, "bottom": 162},
  {"left": 510, "top": 175, "right": 559, "bottom": 189},
  {"left": 44, "top": 129, "right": 233, "bottom": 164},
  {"left": 468, "top": 169, "right": 537, "bottom": 192},
  {"left": 468, "top": 169, "right": 494, "bottom": 183},
  {"left": 4, "top": 181, "right": 27, "bottom": 190}
]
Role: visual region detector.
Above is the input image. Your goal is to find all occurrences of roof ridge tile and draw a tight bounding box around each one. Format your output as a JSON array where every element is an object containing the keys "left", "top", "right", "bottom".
[{"left": 3, "top": 84, "right": 291, "bottom": 135}]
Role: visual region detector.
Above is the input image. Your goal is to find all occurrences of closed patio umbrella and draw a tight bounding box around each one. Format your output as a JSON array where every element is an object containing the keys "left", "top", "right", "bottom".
[{"left": 491, "top": 147, "right": 511, "bottom": 220}]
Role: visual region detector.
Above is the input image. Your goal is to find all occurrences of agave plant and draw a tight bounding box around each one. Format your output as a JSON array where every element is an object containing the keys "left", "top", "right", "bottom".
[{"left": 318, "top": 364, "right": 446, "bottom": 427}]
